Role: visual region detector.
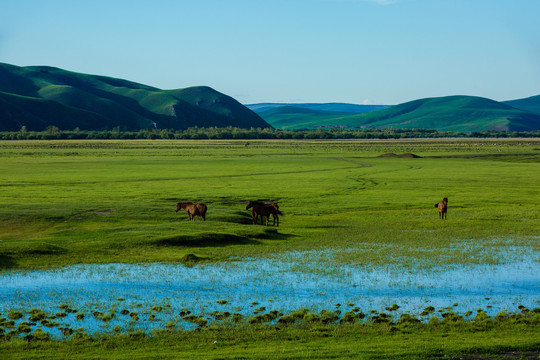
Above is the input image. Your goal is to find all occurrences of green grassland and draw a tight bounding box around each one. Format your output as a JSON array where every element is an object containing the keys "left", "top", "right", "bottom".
[
  {"left": 3, "top": 318, "right": 540, "bottom": 360},
  {"left": 0, "top": 139, "right": 539, "bottom": 359},
  {"left": 0, "top": 139, "right": 539, "bottom": 269}
]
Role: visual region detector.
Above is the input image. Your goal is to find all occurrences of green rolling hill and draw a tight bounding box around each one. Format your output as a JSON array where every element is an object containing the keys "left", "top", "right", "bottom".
[
  {"left": 0, "top": 63, "right": 270, "bottom": 131},
  {"left": 255, "top": 106, "right": 354, "bottom": 130},
  {"left": 246, "top": 102, "right": 389, "bottom": 113},
  {"left": 345, "top": 95, "right": 540, "bottom": 132},
  {"left": 247, "top": 103, "right": 391, "bottom": 130},
  {"left": 2, "top": 62, "right": 538, "bottom": 133},
  {"left": 503, "top": 95, "right": 540, "bottom": 116},
  {"left": 253, "top": 96, "right": 540, "bottom": 132}
]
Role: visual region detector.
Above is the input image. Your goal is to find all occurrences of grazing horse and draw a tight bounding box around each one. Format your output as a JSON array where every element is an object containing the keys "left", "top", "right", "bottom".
[
  {"left": 434, "top": 197, "right": 448, "bottom": 220},
  {"left": 246, "top": 201, "right": 282, "bottom": 226},
  {"left": 246, "top": 201, "right": 265, "bottom": 225},
  {"left": 176, "top": 202, "right": 207, "bottom": 221}
]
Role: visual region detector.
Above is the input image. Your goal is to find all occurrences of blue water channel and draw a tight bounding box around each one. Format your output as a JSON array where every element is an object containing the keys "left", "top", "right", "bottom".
[{"left": 1, "top": 248, "right": 538, "bottom": 337}]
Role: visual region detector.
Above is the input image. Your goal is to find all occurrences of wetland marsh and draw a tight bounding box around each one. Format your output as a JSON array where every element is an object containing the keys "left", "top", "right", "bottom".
[{"left": 0, "top": 139, "right": 539, "bottom": 358}]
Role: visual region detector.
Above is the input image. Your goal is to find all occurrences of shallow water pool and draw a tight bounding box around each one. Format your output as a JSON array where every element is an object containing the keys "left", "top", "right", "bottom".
[{"left": 1, "top": 247, "right": 538, "bottom": 337}]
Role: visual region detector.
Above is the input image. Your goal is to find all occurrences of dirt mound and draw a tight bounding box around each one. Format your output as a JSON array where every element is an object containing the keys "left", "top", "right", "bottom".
[
  {"left": 398, "top": 153, "right": 422, "bottom": 158},
  {"left": 181, "top": 253, "right": 204, "bottom": 264},
  {"left": 378, "top": 153, "right": 422, "bottom": 158}
]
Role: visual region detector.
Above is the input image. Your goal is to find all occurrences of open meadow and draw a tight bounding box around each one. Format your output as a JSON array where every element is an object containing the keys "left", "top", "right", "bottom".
[{"left": 0, "top": 139, "right": 539, "bottom": 359}]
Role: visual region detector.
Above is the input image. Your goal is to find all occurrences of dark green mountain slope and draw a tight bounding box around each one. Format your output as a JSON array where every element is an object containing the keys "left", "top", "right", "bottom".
[
  {"left": 0, "top": 91, "right": 109, "bottom": 130},
  {"left": 0, "top": 63, "right": 270, "bottom": 131},
  {"left": 248, "top": 103, "right": 391, "bottom": 130},
  {"left": 247, "top": 103, "right": 389, "bottom": 113},
  {"left": 250, "top": 97, "right": 540, "bottom": 131},
  {"left": 344, "top": 95, "right": 540, "bottom": 132},
  {"left": 257, "top": 106, "right": 353, "bottom": 130},
  {"left": 503, "top": 95, "right": 540, "bottom": 116},
  {"left": 258, "top": 96, "right": 540, "bottom": 132}
]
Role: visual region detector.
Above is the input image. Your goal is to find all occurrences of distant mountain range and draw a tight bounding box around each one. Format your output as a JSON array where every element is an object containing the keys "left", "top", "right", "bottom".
[
  {"left": 248, "top": 95, "right": 540, "bottom": 132},
  {"left": 2, "top": 62, "right": 539, "bottom": 133},
  {"left": 246, "top": 103, "right": 390, "bottom": 113},
  {"left": 502, "top": 95, "right": 540, "bottom": 116},
  {"left": 0, "top": 63, "right": 270, "bottom": 131}
]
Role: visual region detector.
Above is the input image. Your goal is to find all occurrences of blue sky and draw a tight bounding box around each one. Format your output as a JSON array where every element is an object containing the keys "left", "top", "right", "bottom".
[{"left": 2, "top": 0, "right": 539, "bottom": 104}]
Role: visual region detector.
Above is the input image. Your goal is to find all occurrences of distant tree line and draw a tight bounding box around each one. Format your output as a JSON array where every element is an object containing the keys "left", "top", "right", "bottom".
[{"left": 1, "top": 126, "right": 539, "bottom": 140}]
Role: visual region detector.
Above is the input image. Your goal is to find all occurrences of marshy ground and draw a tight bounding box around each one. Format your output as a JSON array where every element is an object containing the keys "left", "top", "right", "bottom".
[{"left": 0, "top": 139, "right": 538, "bottom": 358}]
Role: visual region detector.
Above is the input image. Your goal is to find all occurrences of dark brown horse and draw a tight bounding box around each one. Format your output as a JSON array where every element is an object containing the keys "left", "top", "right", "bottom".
[
  {"left": 246, "top": 201, "right": 265, "bottom": 225},
  {"left": 246, "top": 201, "right": 282, "bottom": 226},
  {"left": 435, "top": 197, "right": 448, "bottom": 220},
  {"left": 176, "top": 202, "right": 207, "bottom": 221}
]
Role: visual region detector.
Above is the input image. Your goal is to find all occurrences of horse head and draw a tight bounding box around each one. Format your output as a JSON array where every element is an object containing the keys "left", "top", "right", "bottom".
[{"left": 175, "top": 202, "right": 181, "bottom": 212}]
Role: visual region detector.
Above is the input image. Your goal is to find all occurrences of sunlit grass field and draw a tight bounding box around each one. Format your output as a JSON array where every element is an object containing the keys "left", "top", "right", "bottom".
[
  {"left": 0, "top": 139, "right": 538, "bottom": 269},
  {"left": 0, "top": 138, "right": 539, "bottom": 359}
]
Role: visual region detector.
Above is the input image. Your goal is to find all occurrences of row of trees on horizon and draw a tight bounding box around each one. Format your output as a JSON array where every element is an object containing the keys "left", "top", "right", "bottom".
[{"left": 1, "top": 126, "right": 539, "bottom": 140}]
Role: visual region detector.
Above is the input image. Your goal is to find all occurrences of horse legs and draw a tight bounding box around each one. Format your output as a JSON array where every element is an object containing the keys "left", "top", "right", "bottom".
[
  {"left": 251, "top": 209, "right": 257, "bottom": 224},
  {"left": 270, "top": 213, "right": 279, "bottom": 226},
  {"left": 251, "top": 212, "right": 255, "bottom": 224}
]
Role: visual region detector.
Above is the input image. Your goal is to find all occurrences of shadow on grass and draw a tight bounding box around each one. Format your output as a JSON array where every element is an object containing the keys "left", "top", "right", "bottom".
[
  {"left": 0, "top": 254, "right": 17, "bottom": 269},
  {"left": 250, "top": 228, "right": 298, "bottom": 241},
  {"left": 155, "top": 228, "right": 296, "bottom": 248},
  {"left": 225, "top": 211, "right": 255, "bottom": 225},
  {"left": 154, "top": 233, "right": 261, "bottom": 248},
  {"left": 19, "top": 243, "right": 67, "bottom": 255}
]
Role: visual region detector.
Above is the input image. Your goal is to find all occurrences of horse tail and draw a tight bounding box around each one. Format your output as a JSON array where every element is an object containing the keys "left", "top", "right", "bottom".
[
  {"left": 277, "top": 210, "right": 283, "bottom": 215},
  {"left": 434, "top": 203, "right": 439, "bottom": 208}
]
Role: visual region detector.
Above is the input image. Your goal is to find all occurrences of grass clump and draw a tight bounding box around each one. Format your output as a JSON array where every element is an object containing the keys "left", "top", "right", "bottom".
[
  {"left": 1, "top": 309, "right": 538, "bottom": 359},
  {"left": 29, "top": 309, "right": 47, "bottom": 322},
  {"left": 8, "top": 310, "right": 23, "bottom": 320}
]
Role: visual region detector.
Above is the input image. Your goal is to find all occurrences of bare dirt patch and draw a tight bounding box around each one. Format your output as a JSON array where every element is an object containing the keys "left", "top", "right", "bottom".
[{"left": 378, "top": 153, "right": 422, "bottom": 158}]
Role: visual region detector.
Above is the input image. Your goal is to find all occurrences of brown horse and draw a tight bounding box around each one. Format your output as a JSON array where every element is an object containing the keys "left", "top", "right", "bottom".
[
  {"left": 246, "top": 201, "right": 282, "bottom": 226},
  {"left": 434, "top": 197, "right": 448, "bottom": 220},
  {"left": 176, "top": 202, "right": 207, "bottom": 221}
]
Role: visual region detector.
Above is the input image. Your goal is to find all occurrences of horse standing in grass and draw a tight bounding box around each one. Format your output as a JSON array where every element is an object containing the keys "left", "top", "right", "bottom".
[
  {"left": 435, "top": 197, "right": 448, "bottom": 220},
  {"left": 246, "top": 201, "right": 282, "bottom": 226},
  {"left": 246, "top": 201, "right": 265, "bottom": 225},
  {"left": 176, "top": 202, "right": 207, "bottom": 221}
]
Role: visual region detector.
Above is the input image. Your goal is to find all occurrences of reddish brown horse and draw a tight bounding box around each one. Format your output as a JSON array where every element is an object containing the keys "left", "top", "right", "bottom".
[
  {"left": 246, "top": 201, "right": 282, "bottom": 226},
  {"left": 176, "top": 202, "right": 207, "bottom": 221},
  {"left": 435, "top": 197, "right": 448, "bottom": 220}
]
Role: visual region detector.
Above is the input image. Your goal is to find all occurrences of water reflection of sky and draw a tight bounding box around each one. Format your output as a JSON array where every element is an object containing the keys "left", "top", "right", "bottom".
[{"left": 0, "top": 248, "right": 538, "bottom": 336}]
